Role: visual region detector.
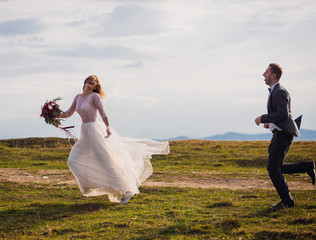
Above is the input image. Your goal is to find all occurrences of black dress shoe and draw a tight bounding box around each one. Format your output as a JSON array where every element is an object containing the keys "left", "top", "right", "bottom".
[
  {"left": 306, "top": 160, "right": 315, "bottom": 185},
  {"left": 270, "top": 200, "right": 295, "bottom": 209}
]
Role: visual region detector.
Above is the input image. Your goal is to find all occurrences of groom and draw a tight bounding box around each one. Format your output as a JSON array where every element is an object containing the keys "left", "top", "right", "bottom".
[{"left": 255, "top": 63, "right": 315, "bottom": 209}]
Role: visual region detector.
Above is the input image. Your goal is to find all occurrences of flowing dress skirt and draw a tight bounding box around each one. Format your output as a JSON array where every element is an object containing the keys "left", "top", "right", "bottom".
[{"left": 68, "top": 120, "right": 169, "bottom": 202}]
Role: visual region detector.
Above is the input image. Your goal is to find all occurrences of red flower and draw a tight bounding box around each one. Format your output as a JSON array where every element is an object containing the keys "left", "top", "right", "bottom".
[{"left": 40, "top": 97, "right": 63, "bottom": 128}]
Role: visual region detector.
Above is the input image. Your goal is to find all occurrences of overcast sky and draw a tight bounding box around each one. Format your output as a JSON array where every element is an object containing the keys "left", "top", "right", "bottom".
[{"left": 0, "top": 0, "right": 315, "bottom": 139}]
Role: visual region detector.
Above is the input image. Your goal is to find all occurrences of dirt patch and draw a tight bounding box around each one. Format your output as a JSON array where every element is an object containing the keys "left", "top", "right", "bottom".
[
  {"left": 0, "top": 168, "right": 76, "bottom": 187},
  {"left": 0, "top": 168, "right": 314, "bottom": 190}
]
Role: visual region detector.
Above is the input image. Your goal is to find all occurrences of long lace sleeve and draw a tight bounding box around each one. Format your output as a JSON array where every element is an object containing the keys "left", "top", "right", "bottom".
[
  {"left": 65, "top": 94, "right": 79, "bottom": 118},
  {"left": 92, "top": 93, "right": 107, "bottom": 119}
]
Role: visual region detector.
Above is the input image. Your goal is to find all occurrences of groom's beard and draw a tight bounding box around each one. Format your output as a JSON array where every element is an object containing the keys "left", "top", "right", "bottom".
[{"left": 265, "top": 76, "right": 272, "bottom": 86}]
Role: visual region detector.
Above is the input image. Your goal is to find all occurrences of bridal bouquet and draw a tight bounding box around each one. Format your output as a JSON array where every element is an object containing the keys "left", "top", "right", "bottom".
[{"left": 40, "top": 97, "right": 63, "bottom": 128}]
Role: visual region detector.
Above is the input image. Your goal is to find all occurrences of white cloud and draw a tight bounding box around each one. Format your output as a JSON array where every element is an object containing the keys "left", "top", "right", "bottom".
[
  {"left": 47, "top": 44, "right": 153, "bottom": 65},
  {"left": 0, "top": 18, "right": 44, "bottom": 36},
  {"left": 0, "top": 0, "right": 316, "bottom": 139},
  {"left": 94, "top": 4, "right": 169, "bottom": 37}
]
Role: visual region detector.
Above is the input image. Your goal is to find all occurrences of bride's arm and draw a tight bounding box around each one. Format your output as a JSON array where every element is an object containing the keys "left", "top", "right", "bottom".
[
  {"left": 93, "top": 94, "right": 112, "bottom": 137},
  {"left": 102, "top": 116, "right": 110, "bottom": 128},
  {"left": 102, "top": 116, "right": 111, "bottom": 138},
  {"left": 59, "top": 95, "right": 78, "bottom": 119}
]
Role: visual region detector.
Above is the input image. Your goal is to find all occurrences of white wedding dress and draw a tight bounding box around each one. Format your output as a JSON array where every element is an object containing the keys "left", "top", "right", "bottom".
[{"left": 65, "top": 93, "right": 169, "bottom": 202}]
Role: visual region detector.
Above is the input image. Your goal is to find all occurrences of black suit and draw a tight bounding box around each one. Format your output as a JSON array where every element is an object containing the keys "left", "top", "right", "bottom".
[
  {"left": 262, "top": 83, "right": 299, "bottom": 137},
  {"left": 261, "top": 83, "right": 303, "bottom": 205}
]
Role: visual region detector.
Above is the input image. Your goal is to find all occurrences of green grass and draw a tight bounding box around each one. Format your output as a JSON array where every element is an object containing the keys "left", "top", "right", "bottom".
[
  {"left": 0, "top": 138, "right": 315, "bottom": 239},
  {"left": 0, "top": 138, "right": 70, "bottom": 170},
  {"left": 1, "top": 138, "right": 315, "bottom": 173},
  {"left": 0, "top": 182, "right": 315, "bottom": 239}
]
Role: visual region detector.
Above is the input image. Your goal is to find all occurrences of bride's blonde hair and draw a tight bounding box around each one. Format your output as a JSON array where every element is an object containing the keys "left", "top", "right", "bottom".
[{"left": 83, "top": 75, "right": 106, "bottom": 98}]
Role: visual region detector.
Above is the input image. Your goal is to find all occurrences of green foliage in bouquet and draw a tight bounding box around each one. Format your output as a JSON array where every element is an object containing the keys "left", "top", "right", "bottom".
[{"left": 40, "top": 97, "right": 63, "bottom": 128}]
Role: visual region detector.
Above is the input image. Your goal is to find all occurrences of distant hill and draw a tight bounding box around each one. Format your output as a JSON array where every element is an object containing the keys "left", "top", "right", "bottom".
[
  {"left": 167, "top": 136, "right": 191, "bottom": 140},
  {"left": 163, "top": 129, "right": 316, "bottom": 141},
  {"left": 2, "top": 129, "right": 316, "bottom": 142},
  {"left": 298, "top": 129, "right": 316, "bottom": 141},
  {"left": 201, "top": 132, "right": 271, "bottom": 141}
]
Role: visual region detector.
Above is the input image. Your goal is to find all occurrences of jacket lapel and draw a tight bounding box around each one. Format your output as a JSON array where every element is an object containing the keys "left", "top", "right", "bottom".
[{"left": 268, "top": 83, "right": 280, "bottom": 111}]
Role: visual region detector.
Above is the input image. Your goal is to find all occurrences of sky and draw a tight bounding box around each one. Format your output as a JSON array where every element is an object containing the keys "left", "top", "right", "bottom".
[{"left": 0, "top": 0, "right": 315, "bottom": 140}]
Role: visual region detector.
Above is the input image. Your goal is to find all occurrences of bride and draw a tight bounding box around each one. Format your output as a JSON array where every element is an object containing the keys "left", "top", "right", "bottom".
[{"left": 59, "top": 75, "right": 169, "bottom": 204}]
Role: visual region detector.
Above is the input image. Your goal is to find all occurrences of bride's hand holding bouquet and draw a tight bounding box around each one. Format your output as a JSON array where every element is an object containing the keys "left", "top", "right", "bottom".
[{"left": 40, "top": 97, "right": 77, "bottom": 144}]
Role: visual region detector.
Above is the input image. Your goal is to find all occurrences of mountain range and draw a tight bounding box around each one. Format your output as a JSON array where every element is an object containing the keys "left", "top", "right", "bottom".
[{"left": 160, "top": 129, "right": 316, "bottom": 141}]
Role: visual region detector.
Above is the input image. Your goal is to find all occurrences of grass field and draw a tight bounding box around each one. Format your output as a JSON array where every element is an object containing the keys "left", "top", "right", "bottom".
[{"left": 0, "top": 138, "right": 315, "bottom": 239}]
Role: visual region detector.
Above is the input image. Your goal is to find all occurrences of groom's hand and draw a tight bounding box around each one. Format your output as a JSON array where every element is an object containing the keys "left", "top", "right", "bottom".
[
  {"left": 255, "top": 116, "right": 261, "bottom": 126},
  {"left": 263, "top": 123, "right": 269, "bottom": 129}
]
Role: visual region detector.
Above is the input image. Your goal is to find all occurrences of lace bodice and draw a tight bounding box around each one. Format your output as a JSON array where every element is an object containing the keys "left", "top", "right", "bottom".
[{"left": 65, "top": 93, "right": 107, "bottom": 123}]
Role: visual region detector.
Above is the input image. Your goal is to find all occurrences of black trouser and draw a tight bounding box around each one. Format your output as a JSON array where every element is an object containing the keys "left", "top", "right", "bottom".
[
  {"left": 267, "top": 131, "right": 295, "bottom": 204},
  {"left": 282, "top": 162, "right": 306, "bottom": 174}
]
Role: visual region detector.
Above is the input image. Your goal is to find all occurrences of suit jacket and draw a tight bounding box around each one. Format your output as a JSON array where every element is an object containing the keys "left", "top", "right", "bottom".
[{"left": 261, "top": 83, "right": 300, "bottom": 137}]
